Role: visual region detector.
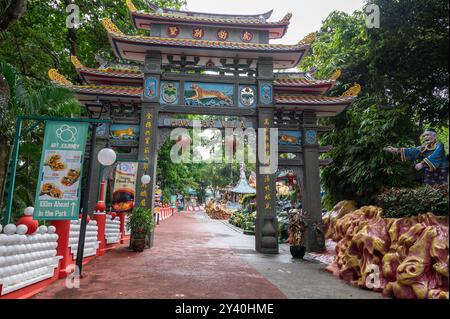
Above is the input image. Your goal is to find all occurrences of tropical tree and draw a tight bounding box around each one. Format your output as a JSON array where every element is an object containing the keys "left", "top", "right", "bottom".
[
  {"left": 0, "top": 61, "right": 81, "bottom": 220},
  {"left": 300, "top": 0, "right": 449, "bottom": 208}
]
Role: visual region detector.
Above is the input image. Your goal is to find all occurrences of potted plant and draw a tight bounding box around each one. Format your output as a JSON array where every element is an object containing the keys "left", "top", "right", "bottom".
[
  {"left": 287, "top": 209, "right": 307, "bottom": 259},
  {"left": 127, "top": 207, "right": 154, "bottom": 252}
]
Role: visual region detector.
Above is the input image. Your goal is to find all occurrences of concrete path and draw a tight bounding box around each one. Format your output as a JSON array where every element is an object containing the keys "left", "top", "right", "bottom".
[{"left": 33, "top": 211, "right": 381, "bottom": 299}]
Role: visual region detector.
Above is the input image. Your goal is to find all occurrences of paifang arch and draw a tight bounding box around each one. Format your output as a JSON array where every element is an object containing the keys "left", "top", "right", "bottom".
[{"left": 48, "top": 1, "right": 360, "bottom": 253}]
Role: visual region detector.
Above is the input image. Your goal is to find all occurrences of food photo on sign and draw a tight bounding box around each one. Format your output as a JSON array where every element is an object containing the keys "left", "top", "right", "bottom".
[{"left": 112, "top": 162, "right": 138, "bottom": 213}]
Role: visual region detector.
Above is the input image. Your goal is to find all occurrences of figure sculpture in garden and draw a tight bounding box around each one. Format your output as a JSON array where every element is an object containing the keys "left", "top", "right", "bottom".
[{"left": 385, "top": 128, "right": 449, "bottom": 185}]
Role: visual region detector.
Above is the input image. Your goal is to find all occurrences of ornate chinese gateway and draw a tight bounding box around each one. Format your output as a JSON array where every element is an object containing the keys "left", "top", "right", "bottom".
[{"left": 48, "top": 0, "right": 360, "bottom": 253}]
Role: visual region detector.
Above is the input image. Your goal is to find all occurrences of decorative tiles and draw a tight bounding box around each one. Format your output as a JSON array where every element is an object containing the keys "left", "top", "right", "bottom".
[{"left": 278, "top": 131, "right": 302, "bottom": 146}]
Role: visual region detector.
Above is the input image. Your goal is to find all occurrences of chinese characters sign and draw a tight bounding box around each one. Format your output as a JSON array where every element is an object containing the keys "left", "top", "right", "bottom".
[{"left": 34, "top": 121, "right": 89, "bottom": 220}]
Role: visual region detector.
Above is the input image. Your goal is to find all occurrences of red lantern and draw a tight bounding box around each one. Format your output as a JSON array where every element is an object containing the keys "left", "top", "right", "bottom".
[{"left": 16, "top": 215, "right": 39, "bottom": 235}]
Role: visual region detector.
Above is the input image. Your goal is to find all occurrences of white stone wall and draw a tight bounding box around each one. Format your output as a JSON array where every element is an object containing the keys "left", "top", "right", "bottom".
[
  {"left": 69, "top": 219, "right": 99, "bottom": 259},
  {"left": 105, "top": 215, "right": 120, "bottom": 244},
  {"left": 0, "top": 226, "right": 60, "bottom": 296}
]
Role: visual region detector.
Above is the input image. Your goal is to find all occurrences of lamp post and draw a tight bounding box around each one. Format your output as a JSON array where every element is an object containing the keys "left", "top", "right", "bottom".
[{"left": 75, "top": 139, "right": 116, "bottom": 277}]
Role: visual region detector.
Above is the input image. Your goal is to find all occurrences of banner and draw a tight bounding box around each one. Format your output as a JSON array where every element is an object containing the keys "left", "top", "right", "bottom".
[
  {"left": 112, "top": 162, "right": 138, "bottom": 213},
  {"left": 34, "top": 121, "right": 89, "bottom": 220}
]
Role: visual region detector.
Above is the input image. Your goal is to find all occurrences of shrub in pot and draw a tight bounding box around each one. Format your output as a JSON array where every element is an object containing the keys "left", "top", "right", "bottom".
[
  {"left": 127, "top": 207, "right": 154, "bottom": 252},
  {"left": 287, "top": 209, "right": 307, "bottom": 259}
]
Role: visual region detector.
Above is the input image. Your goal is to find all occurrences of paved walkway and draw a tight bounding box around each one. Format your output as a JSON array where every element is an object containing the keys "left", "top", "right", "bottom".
[{"left": 33, "top": 211, "right": 381, "bottom": 299}]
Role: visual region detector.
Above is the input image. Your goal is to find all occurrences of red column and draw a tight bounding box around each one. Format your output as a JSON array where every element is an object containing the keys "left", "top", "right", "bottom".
[
  {"left": 93, "top": 212, "right": 106, "bottom": 256},
  {"left": 51, "top": 220, "right": 72, "bottom": 279},
  {"left": 118, "top": 212, "right": 126, "bottom": 244}
]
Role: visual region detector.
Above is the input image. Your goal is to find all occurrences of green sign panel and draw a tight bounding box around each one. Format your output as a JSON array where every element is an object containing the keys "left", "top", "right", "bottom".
[{"left": 34, "top": 121, "right": 89, "bottom": 220}]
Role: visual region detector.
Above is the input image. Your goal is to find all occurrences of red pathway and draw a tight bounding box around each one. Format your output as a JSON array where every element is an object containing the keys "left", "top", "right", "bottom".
[{"left": 33, "top": 212, "right": 286, "bottom": 299}]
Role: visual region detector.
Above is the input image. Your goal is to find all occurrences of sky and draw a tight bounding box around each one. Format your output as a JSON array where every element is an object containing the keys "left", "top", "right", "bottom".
[{"left": 182, "top": 0, "right": 366, "bottom": 44}]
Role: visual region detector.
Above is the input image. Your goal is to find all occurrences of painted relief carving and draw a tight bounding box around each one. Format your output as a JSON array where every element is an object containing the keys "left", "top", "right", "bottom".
[
  {"left": 167, "top": 26, "right": 180, "bottom": 37},
  {"left": 260, "top": 82, "right": 273, "bottom": 105},
  {"left": 241, "top": 31, "right": 253, "bottom": 42},
  {"left": 144, "top": 77, "right": 158, "bottom": 99},
  {"left": 278, "top": 131, "right": 302, "bottom": 146},
  {"left": 160, "top": 81, "right": 179, "bottom": 105},
  {"left": 184, "top": 82, "right": 234, "bottom": 106},
  {"left": 305, "top": 130, "right": 317, "bottom": 144},
  {"left": 239, "top": 86, "right": 256, "bottom": 107},
  {"left": 192, "top": 27, "right": 204, "bottom": 39},
  {"left": 216, "top": 29, "right": 229, "bottom": 41}
]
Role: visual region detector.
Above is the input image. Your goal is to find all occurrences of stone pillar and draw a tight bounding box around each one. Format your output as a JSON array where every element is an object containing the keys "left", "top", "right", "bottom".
[
  {"left": 93, "top": 212, "right": 106, "bottom": 256},
  {"left": 300, "top": 110, "right": 325, "bottom": 252},
  {"left": 255, "top": 57, "right": 278, "bottom": 254},
  {"left": 135, "top": 52, "right": 161, "bottom": 235}
]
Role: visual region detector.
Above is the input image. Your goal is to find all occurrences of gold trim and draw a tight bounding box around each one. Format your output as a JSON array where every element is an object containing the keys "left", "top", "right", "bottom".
[
  {"left": 126, "top": 0, "right": 137, "bottom": 12},
  {"left": 298, "top": 32, "right": 316, "bottom": 45},
  {"left": 70, "top": 55, "right": 83, "bottom": 69},
  {"left": 330, "top": 69, "right": 341, "bottom": 81},
  {"left": 48, "top": 69, "right": 73, "bottom": 86},
  {"left": 101, "top": 18, "right": 124, "bottom": 35},
  {"left": 341, "top": 83, "right": 361, "bottom": 97},
  {"left": 423, "top": 158, "right": 436, "bottom": 171}
]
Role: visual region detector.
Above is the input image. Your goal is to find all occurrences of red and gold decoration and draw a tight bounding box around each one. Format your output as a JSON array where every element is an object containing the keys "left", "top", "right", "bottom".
[
  {"left": 323, "top": 201, "right": 449, "bottom": 299},
  {"left": 192, "top": 27, "right": 204, "bottom": 39},
  {"left": 241, "top": 31, "right": 253, "bottom": 42},
  {"left": 167, "top": 26, "right": 180, "bottom": 37},
  {"left": 216, "top": 29, "right": 229, "bottom": 41}
]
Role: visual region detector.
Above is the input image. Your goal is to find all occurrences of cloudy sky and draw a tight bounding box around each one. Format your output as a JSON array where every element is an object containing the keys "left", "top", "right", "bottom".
[{"left": 183, "top": 0, "right": 366, "bottom": 44}]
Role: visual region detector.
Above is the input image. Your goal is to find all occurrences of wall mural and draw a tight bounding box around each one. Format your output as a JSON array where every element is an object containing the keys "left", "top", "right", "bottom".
[
  {"left": 160, "top": 81, "right": 179, "bottom": 105},
  {"left": 238, "top": 85, "right": 257, "bottom": 108},
  {"left": 144, "top": 77, "right": 158, "bottom": 100},
  {"left": 184, "top": 82, "right": 234, "bottom": 107},
  {"left": 278, "top": 130, "right": 302, "bottom": 146}
]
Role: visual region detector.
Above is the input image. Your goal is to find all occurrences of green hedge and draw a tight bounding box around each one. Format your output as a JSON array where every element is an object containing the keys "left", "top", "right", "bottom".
[{"left": 375, "top": 185, "right": 449, "bottom": 218}]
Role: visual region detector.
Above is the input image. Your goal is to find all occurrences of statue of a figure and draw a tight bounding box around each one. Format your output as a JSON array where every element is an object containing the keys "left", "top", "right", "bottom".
[{"left": 384, "top": 128, "right": 449, "bottom": 185}]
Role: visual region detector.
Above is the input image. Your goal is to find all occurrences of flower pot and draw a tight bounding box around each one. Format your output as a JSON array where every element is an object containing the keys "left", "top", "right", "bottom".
[
  {"left": 131, "top": 238, "right": 146, "bottom": 252},
  {"left": 290, "top": 245, "right": 306, "bottom": 259}
]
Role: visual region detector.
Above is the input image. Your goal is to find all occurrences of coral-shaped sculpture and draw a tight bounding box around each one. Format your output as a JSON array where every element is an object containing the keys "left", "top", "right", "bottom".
[
  {"left": 70, "top": 55, "right": 83, "bottom": 69},
  {"left": 126, "top": 0, "right": 137, "bottom": 12},
  {"left": 325, "top": 202, "right": 449, "bottom": 299},
  {"left": 330, "top": 69, "right": 341, "bottom": 81},
  {"left": 48, "top": 69, "right": 73, "bottom": 86},
  {"left": 101, "top": 18, "right": 124, "bottom": 35},
  {"left": 298, "top": 32, "right": 316, "bottom": 45},
  {"left": 341, "top": 83, "right": 361, "bottom": 97},
  {"left": 281, "top": 13, "right": 292, "bottom": 23}
]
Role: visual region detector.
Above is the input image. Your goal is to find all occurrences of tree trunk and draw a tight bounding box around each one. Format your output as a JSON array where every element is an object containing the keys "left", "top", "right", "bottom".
[
  {"left": 0, "top": 0, "right": 27, "bottom": 31},
  {"left": 0, "top": 136, "right": 9, "bottom": 205}
]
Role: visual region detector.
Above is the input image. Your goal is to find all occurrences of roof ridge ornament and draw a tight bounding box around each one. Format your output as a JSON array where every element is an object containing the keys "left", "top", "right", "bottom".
[
  {"left": 101, "top": 18, "right": 124, "bottom": 35},
  {"left": 281, "top": 12, "right": 292, "bottom": 23},
  {"left": 298, "top": 32, "right": 316, "bottom": 45},
  {"left": 330, "top": 69, "right": 341, "bottom": 81},
  {"left": 48, "top": 69, "right": 73, "bottom": 86},
  {"left": 126, "top": 0, "right": 137, "bottom": 12},
  {"left": 341, "top": 83, "right": 361, "bottom": 97},
  {"left": 70, "top": 55, "right": 83, "bottom": 69}
]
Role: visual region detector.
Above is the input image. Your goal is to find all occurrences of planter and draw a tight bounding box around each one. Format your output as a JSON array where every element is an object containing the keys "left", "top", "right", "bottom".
[
  {"left": 290, "top": 245, "right": 306, "bottom": 259},
  {"left": 130, "top": 237, "right": 146, "bottom": 252}
]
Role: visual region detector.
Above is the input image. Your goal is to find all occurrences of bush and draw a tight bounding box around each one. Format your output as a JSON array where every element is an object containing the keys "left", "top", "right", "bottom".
[
  {"left": 127, "top": 207, "right": 154, "bottom": 239},
  {"left": 375, "top": 185, "right": 449, "bottom": 218}
]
